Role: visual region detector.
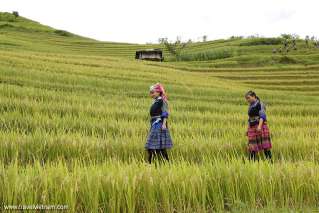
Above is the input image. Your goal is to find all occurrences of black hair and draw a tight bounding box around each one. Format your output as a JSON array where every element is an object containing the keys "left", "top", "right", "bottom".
[{"left": 245, "top": 90, "right": 260, "bottom": 100}]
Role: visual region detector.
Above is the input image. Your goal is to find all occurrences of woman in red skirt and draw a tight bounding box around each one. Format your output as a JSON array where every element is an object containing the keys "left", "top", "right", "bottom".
[{"left": 245, "top": 91, "right": 272, "bottom": 161}]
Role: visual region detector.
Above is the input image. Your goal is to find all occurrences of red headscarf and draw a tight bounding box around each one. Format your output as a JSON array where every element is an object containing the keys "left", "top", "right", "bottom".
[{"left": 150, "top": 83, "right": 168, "bottom": 102}]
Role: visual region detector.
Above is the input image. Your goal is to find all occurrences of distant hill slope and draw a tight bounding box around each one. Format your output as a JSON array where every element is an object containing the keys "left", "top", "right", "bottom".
[
  {"left": 0, "top": 12, "right": 155, "bottom": 58},
  {"left": 2, "top": 12, "right": 319, "bottom": 66},
  {"left": 1, "top": 12, "right": 319, "bottom": 95}
]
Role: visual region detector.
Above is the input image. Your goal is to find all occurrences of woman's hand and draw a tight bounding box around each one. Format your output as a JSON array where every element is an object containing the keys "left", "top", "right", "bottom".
[
  {"left": 257, "top": 118, "right": 264, "bottom": 132},
  {"left": 162, "top": 123, "right": 167, "bottom": 130},
  {"left": 162, "top": 118, "right": 167, "bottom": 130}
]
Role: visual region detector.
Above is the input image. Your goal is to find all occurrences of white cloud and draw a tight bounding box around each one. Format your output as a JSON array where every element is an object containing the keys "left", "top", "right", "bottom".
[{"left": 1, "top": 0, "right": 318, "bottom": 43}]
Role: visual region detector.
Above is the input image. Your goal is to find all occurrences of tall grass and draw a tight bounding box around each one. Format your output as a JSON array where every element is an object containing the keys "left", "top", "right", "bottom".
[
  {"left": 1, "top": 160, "right": 318, "bottom": 212},
  {"left": 239, "top": 38, "right": 283, "bottom": 46},
  {"left": 174, "top": 48, "right": 234, "bottom": 61}
]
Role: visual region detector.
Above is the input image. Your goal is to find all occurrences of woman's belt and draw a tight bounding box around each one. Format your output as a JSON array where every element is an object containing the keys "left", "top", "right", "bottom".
[
  {"left": 248, "top": 116, "right": 260, "bottom": 126},
  {"left": 150, "top": 116, "right": 162, "bottom": 127},
  {"left": 151, "top": 115, "right": 161, "bottom": 119},
  {"left": 151, "top": 118, "right": 162, "bottom": 126}
]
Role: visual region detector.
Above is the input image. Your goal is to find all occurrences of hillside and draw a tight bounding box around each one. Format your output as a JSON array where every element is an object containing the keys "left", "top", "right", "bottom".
[
  {"left": 2, "top": 12, "right": 319, "bottom": 96},
  {"left": 0, "top": 12, "right": 319, "bottom": 212}
]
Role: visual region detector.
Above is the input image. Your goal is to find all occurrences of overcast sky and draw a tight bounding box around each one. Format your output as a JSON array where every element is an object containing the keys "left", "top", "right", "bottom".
[{"left": 1, "top": 0, "right": 318, "bottom": 44}]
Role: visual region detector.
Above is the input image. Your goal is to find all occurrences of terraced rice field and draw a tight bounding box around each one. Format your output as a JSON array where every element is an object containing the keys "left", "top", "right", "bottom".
[{"left": 0, "top": 14, "right": 319, "bottom": 212}]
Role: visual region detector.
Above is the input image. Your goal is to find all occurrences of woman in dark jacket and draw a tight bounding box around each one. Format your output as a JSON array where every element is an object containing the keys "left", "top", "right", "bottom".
[
  {"left": 145, "top": 83, "right": 173, "bottom": 163},
  {"left": 245, "top": 91, "right": 272, "bottom": 161}
]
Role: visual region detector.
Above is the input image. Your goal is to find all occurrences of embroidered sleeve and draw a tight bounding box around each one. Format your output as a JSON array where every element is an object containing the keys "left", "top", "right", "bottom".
[
  {"left": 259, "top": 102, "right": 267, "bottom": 120},
  {"left": 161, "top": 101, "right": 169, "bottom": 118}
]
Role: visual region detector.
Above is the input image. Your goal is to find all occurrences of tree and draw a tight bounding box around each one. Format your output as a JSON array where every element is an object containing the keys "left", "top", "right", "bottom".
[
  {"left": 158, "top": 37, "right": 168, "bottom": 44},
  {"left": 202, "top": 35, "right": 207, "bottom": 42},
  {"left": 283, "top": 38, "right": 290, "bottom": 53},
  {"left": 281, "top": 34, "right": 293, "bottom": 40},
  {"left": 310, "top": 36, "right": 317, "bottom": 47},
  {"left": 163, "top": 37, "right": 190, "bottom": 60},
  {"left": 12, "top": 11, "right": 19, "bottom": 18},
  {"left": 305, "top": 35, "right": 310, "bottom": 48},
  {"left": 248, "top": 34, "right": 260, "bottom": 39},
  {"left": 230, "top": 36, "right": 243, "bottom": 40},
  {"left": 291, "top": 37, "right": 297, "bottom": 50}
]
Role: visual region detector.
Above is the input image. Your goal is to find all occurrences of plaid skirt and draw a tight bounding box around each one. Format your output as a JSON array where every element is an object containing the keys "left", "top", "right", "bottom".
[
  {"left": 145, "top": 122, "right": 173, "bottom": 150},
  {"left": 247, "top": 123, "right": 272, "bottom": 152}
]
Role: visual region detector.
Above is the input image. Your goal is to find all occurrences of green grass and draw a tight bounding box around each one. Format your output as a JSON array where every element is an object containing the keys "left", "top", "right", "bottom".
[
  {"left": 173, "top": 48, "right": 234, "bottom": 62},
  {"left": 0, "top": 12, "right": 319, "bottom": 212}
]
